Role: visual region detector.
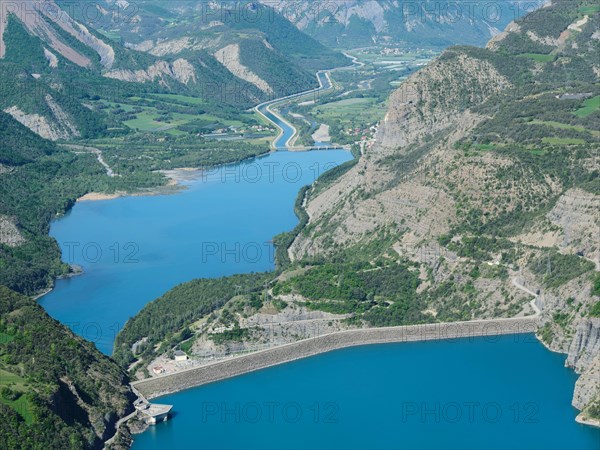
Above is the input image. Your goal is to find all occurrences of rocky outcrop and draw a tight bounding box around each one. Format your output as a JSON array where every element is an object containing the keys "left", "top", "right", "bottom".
[
  {"left": 0, "top": 215, "right": 24, "bottom": 247},
  {"left": 291, "top": 47, "right": 512, "bottom": 260},
  {"left": 378, "top": 52, "right": 511, "bottom": 152},
  {"left": 0, "top": 1, "right": 115, "bottom": 68},
  {"left": 4, "top": 106, "right": 66, "bottom": 141},
  {"left": 104, "top": 58, "right": 197, "bottom": 86},
  {"left": 148, "top": 37, "right": 192, "bottom": 57},
  {"left": 487, "top": 22, "right": 521, "bottom": 48},
  {"left": 3, "top": 93, "right": 79, "bottom": 141},
  {"left": 547, "top": 189, "right": 600, "bottom": 268},
  {"left": 45, "top": 94, "right": 80, "bottom": 138},
  {"left": 567, "top": 319, "right": 600, "bottom": 410},
  {"left": 44, "top": 48, "right": 59, "bottom": 68},
  {"left": 214, "top": 43, "right": 273, "bottom": 95},
  {"left": 1, "top": 1, "right": 90, "bottom": 67}
]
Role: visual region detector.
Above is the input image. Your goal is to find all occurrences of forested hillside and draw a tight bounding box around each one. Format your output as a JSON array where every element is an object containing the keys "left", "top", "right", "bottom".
[
  {"left": 0, "top": 286, "right": 134, "bottom": 449},
  {"left": 0, "top": 1, "right": 348, "bottom": 143}
]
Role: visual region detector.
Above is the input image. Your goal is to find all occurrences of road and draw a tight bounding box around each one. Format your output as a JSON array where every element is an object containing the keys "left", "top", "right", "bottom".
[
  {"left": 62, "top": 144, "right": 115, "bottom": 177},
  {"left": 255, "top": 54, "right": 363, "bottom": 150}
]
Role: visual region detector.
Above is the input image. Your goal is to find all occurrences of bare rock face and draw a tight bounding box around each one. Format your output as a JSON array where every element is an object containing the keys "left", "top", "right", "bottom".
[
  {"left": 0, "top": 1, "right": 115, "bottom": 68},
  {"left": 44, "top": 48, "right": 59, "bottom": 68},
  {"left": 4, "top": 106, "right": 68, "bottom": 141},
  {"left": 3, "top": 1, "right": 123, "bottom": 70},
  {"left": 104, "top": 59, "right": 197, "bottom": 87},
  {"left": 44, "top": 94, "right": 80, "bottom": 138},
  {"left": 3, "top": 93, "right": 80, "bottom": 141},
  {"left": 567, "top": 318, "right": 600, "bottom": 410},
  {"left": 547, "top": 189, "right": 600, "bottom": 269},
  {"left": 171, "top": 58, "right": 197, "bottom": 85},
  {"left": 214, "top": 43, "right": 273, "bottom": 95},
  {"left": 0, "top": 215, "right": 25, "bottom": 247},
  {"left": 148, "top": 37, "right": 192, "bottom": 57},
  {"left": 378, "top": 53, "right": 511, "bottom": 153}
]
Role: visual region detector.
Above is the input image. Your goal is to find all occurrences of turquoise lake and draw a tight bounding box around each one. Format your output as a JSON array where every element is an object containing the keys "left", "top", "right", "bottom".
[
  {"left": 132, "top": 336, "right": 600, "bottom": 450},
  {"left": 40, "top": 150, "right": 352, "bottom": 354},
  {"left": 38, "top": 150, "right": 600, "bottom": 449}
]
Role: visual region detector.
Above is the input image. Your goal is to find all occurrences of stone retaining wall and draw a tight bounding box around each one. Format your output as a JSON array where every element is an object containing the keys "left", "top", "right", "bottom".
[{"left": 133, "top": 318, "right": 538, "bottom": 399}]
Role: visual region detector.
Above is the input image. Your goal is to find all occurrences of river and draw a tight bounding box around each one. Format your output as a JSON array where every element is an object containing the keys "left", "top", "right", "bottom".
[{"left": 256, "top": 71, "right": 333, "bottom": 149}]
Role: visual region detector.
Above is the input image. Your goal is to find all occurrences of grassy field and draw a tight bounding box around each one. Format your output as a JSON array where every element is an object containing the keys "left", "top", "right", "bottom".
[
  {"left": 542, "top": 137, "right": 586, "bottom": 145},
  {"left": 530, "top": 119, "right": 600, "bottom": 136},
  {"left": 579, "top": 4, "right": 600, "bottom": 14},
  {"left": 149, "top": 93, "right": 207, "bottom": 106},
  {"left": 123, "top": 111, "right": 197, "bottom": 132},
  {"left": 98, "top": 95, "right": 256, "bottom": 136},
  {"left": 312, "top": 97, "right": 386, "bottom": 124},
  {"left": 575, "top": 95, "right": 600, "bottom": 118},
  {"left": 0, "top": 368, "right": 35, "bottom": 423},
  {"left": 518, "top": 53, "right": 555, "bottom": 62}
]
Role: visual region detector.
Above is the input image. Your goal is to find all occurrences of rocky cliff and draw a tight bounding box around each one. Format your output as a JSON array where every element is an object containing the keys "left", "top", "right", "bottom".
[{"left": 290, "top": 0, "right": 600, "bottom": 422}]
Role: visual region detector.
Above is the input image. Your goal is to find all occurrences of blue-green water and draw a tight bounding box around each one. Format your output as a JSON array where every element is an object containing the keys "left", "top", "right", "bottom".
[
  {"left": 133, "top": 336, "right": 600, "bottom": 450},
  {"left": 37, "top": 149, "right": 599, "bottom": 450},
  {"left": 40, "top": 151, "right": 352, "bottom": 354},
  {"left": 256, "top": 72, "right": 331, "bottom": 149}
]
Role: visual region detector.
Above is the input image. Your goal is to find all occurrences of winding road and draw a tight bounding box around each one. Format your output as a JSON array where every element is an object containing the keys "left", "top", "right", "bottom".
[{"left": 255, "top": 53, "right": 363, "bottom": 151}]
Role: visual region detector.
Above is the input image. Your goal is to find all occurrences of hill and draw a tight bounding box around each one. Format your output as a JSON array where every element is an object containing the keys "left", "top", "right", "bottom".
[
  {"left": 264, "top": 0, "right": 546, "bottom": 49},
  {"left": 288, "top": 0, "right": 600, "bottom": 422},
  {"left": 0, "top": 286, "right": 134, "bottom": 449},
  {"left": 0, "top": 1, "right": 348, "bottom": 141}
]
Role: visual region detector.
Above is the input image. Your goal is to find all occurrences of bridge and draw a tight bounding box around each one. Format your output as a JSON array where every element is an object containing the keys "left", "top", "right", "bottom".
[{"left": 286, "top": 144, "right": 352, "bottom": 152}]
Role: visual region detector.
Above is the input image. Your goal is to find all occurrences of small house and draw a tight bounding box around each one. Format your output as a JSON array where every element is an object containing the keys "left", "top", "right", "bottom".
[
  {"left": 152, "top": 366, "right": 165, "bottom": 375},
  {"left": 174, "top": 350, "right": 189, "bottom": 362}
]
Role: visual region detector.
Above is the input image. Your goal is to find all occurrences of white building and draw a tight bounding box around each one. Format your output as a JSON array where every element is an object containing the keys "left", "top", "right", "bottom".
[{"left": 174, "top": 350, "right": 188, "bottom": 362}]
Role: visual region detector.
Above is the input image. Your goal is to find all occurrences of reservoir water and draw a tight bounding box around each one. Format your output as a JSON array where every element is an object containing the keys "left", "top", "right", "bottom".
[
  {"left": 132, "top": 335, "right": 600, "bottom": 450},
  {"left": 38, "top": 149, "right": 600, "bottom": 449},
  {"left": 40, "top": 150, "right": 352, "bottom": 354}
]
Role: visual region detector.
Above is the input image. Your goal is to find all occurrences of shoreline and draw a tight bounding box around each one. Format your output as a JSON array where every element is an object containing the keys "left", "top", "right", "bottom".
[
  {"left": 132, "top": 316, "right": 539, "bottom": 400},
  {"left": 76, "top": 168, "right": 199, "bottom": 203},
  {"left": 576, "top": 413, "right": 600, "bottom": 429}
]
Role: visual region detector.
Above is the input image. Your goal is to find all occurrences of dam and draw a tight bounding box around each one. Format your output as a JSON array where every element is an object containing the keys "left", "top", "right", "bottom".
[{"left": 133, "top": 316, "right": 539, "bottom": 399}]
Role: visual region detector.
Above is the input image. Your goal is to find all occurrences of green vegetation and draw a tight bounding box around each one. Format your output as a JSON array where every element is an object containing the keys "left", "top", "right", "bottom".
[
  {"left": 210, "top": 327, "right": 251, "bottom": 345},
  {"left": 592, "top": 274, "right": 600, "bottom": 297},
  {"left": 542, "top": 137, "right": 586, "bottom": 145},
  {"left": 586, "top": 400, "right": 600, "bottom": 420},
  {"left": 530, "top": 252, "right": 595, "bottom": 289},
  {"left": 273, "top": 262, "right": 423, "bottom": 326},
  {"left": 0, "top": 286, "right": 133, "bottom": 449},
  {"left": 113, "top": 273, "right": 272, "bottom": 367},
  {"left": 589, "top": 302, "right": 600, "bottom": 318},
  {"left": 518, "top": 53, "right": 555, "bottom": 62},
  {"left": 575, "top": 95, "right": 600, "bottom": 118}
]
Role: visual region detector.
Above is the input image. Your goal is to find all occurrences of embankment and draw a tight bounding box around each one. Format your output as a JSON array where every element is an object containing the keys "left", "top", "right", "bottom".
[{"left": 133, "top": 317, "right": 538, "bottom": 399}]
